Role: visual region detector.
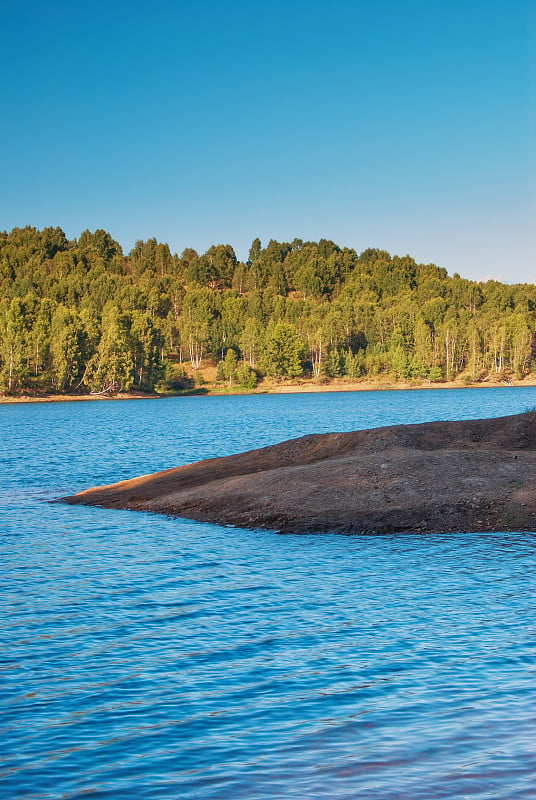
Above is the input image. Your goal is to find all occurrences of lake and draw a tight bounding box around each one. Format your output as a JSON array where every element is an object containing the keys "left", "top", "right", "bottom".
[{"left": 1, "top": 387, "right": 535, "bottom": 799}]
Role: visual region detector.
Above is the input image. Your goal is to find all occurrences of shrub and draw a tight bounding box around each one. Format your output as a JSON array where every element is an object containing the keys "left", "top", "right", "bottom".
[{"left": 156, "top": 364, "right": 194, "bottom": 392}]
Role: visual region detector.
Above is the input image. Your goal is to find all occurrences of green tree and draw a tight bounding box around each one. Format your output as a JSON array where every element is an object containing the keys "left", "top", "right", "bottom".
[
  {"left": 50, "top": 306, "right": 85, "bottom": 391},
  {"left": 187, "top": 245, "right": 237, "bottom": 289},
  {"left": 239, "top": 317, "right": 263, "bottom": 367},
  {"left": 78, "top": 229, "right": 123, "bottom": 266},
  {"left": 325, "top": 346, "right": 346, "bottom": 378},
  {"left": 29, "top": 297, "right": 54, "bottom": 379},
  {"left": 248, "top": 238, "right": 261, "bottom": 264},
  {"left": 221, "top": 348, "right": 238, "bottom": 385},
  {"left": 85, "top": 304, "right": 133, "bottom": 393},
  {"left": 180, "top": 284, "right": 217, "bottom": 369},
  {"left": 508, "top": 312, "right": 532, "bottom": 378},
  {"left": 0, "top": 298, "right": 27, "bottom": 393},
  {"left": 301, "top": 310, "right": 328, "bottom": 378},
  {"left": 219, "top": 293, "right": 247, "bottom": 359},
  {"left": 130, "top": 311, "right": 164, "bottom": 390},
  {"left": 236, "top": 362, "right": 258, "bottom": 388},
  {"left": 390, "top": 344, "right": 409, "bottom": 379},
  {"left": 263, "top": 320, "right": 303, "bottom": 379}
]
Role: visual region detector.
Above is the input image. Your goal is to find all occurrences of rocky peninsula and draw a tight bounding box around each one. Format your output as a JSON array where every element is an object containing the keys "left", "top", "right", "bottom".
[{"left": 63, "top": 411, "right": 536, "bottom": 534}]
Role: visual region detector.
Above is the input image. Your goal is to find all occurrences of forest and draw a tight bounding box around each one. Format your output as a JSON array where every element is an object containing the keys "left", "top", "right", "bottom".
[{"left": 1, "top": 225, "right": 535, "bottom": 396}]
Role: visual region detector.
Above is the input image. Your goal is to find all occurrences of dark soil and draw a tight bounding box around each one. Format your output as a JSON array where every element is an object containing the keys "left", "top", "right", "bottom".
[{"left": 62, "top": 411, "right": 536, "bottom": 534}]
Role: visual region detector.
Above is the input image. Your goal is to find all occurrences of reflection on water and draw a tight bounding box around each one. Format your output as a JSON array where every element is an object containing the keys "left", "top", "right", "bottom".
[{"left": 1, "top": 387, "right": 535, "bottom": 799}]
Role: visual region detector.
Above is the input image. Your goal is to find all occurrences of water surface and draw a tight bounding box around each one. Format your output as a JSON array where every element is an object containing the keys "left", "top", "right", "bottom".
[{"left": 1, "top": 388, "right": 535, "bottom": 799}]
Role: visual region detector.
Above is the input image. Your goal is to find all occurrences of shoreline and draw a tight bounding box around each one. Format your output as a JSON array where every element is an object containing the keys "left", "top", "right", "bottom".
[
  {"left": 263, "top": 378, "right": 535, "bottom": 394},
  {"left": 1, "top": 377, "right": 535, "bottom": 404}
]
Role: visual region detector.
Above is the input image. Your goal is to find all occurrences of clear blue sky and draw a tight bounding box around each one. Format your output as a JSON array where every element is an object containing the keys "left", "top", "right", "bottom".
[{"left": 1, "top": 0, "right": 534, "bottom": 283}]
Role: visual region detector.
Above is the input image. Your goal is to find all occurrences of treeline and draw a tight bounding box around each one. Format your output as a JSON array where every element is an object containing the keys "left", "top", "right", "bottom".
[{"left": 1, "top": 225, "right": 535, "bottom": 395}]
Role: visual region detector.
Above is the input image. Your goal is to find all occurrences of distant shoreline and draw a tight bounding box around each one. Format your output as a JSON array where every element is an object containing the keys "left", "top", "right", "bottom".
[{"left": 2, "top": 377, "right": 535, "bottom": 404}]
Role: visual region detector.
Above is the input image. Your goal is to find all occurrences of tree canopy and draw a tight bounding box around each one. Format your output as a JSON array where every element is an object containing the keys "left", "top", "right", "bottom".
[{"left": 1, "top": 226, "right": 535, "bottom": 395}]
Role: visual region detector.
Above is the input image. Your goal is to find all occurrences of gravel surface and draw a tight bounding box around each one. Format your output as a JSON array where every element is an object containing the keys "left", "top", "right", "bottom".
[{"left": 63, "top": 411, "right": 536, "bottom": 534}]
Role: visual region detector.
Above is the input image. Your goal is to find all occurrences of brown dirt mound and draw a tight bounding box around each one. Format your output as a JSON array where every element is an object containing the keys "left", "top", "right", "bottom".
[{"left": 62, "top": 411, "right": 536, "bottom": 534}]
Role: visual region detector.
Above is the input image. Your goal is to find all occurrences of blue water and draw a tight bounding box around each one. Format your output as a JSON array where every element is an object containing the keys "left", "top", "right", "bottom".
[{"left": 1, "top": 387, "right": 535, "bottom": 800}]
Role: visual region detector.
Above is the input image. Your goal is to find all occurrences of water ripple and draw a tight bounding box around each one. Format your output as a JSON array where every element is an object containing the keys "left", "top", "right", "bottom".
[{"left": 1, "top": 390, "right": 536, "bottom": 798}]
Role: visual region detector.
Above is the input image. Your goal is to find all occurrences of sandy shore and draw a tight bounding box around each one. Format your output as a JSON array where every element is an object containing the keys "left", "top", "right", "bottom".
[
  {"left": 2, "top": 377, "right": 536, "bottom": 404},
  {"left": 0, "top": 391, "right": 162, "bottom": 404},
  {"left": 264, "top": 377, "right": 536, "bottom": 394}
]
